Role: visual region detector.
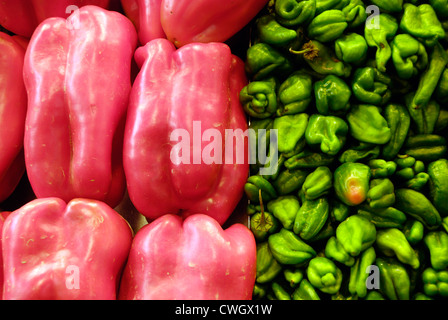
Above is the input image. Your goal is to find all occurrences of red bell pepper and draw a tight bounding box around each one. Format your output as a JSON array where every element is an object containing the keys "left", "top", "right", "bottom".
[
  {"left": 0, "top": 32, "right": 28, "bottom": 203},
  {"left": 23, "top": 6, "right": 138, "bottom": 208},
  {"left": 0, "top": 211, "right": 10, "bottom": 300},
  {"left": 0, "top": 0, "right": 112, "bottom": 38},
  {"left": 121, "top": 0, "right": 165, "bottom": 45},
  {"left": 118, "top": 214, "right": 256, "bottom": 300},
  {"left": 2, "top": 198, "right": 133, "bottom": 300},
  {"left": 123, "top": 39, "right": 249, "bottom": 226},
  {"left": 160, "top": 0, "right": 269, "bottom": 47}
]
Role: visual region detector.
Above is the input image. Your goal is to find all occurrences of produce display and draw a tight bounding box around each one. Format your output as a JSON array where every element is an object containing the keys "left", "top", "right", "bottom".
[
  {"left": 244, "top": 0, "right": 448, "bottom": 300},
  {"left": 0, "top": 0, "right": 447, "bottom": 302}
]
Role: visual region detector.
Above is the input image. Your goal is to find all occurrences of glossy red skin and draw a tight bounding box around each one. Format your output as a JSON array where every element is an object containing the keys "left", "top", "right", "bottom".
[
  {"left": 121, "top": 0, "right": 165, "bottom": 45},
  {"left": 0, "top": 33, "right": 28, "bottom": 203},
  {"left": 160, "top": 0, "right": 269, "bottom": 47},
  {"left": 118, "top": 214, "right": 256, "bottom": 300},
  {"left": 124, "top": 39, "right": 249, "bottom": 226},
  {"left": 0, "top": 0, "right": 112, "bottom": 38},
  {"left": 0, "top": 212, "right": 10, "bottom": 300},
  {"left": 2, "top": 198, "right": 133, "bottom": 300},
  {"left": 23, "top": 6, "right": 137, "bottom": 208}
]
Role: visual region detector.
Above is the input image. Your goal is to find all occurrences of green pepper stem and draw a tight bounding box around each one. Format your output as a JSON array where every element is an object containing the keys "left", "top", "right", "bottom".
[{"left": 259, "top": 189, "right": 266, "bottom": 228}]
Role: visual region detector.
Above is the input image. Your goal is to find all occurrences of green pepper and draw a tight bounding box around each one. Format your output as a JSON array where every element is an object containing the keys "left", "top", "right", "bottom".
[
  {"left": 403, "top": 134, "right": 447, "bottom": 162},
  {"left": 357, "top": 205, "right": 407, "bottom": 229},
  {"left": 347, "top": 105, "right": 391, "bottom": 145},
  {"left": 315, "top": 0, "right": 349, "bottom": 14},
  {"left": 367, "top": 178, "right": 395, "bottom": 209},
  {"left": 424, "top": 231, "right": 448, "bottom": 270},
  {"left": 435, "top": 68, "right": 448, "bottom": 103},
  {"left": 307, "top": 10, "right": 347, "bottom": 43},
  {"left": 277, "top": 72, "right": 313, "bottom": 116},
  {"left": 293, "top": 197, "right": 329, "bottom": 240},
  {"left": 391, "top": 34, "right": 428, "bottom": 80},
  {"left": 376, "top": 228, "right": 420, "bottom": 269},
  {"left": 381, "top": 104, "right": 411, "bottom": 160},
  {"left": 244, "top": 175, "right": 278, "bottom": 204},
  {"left": 406, "top": 94, "right": 441, "bottom": 135},
  {"left": 339, "top": 142, "right": 380, "bottom": 163},
  {"left": 292, "top": 279, "right": 320, "bottom": 300},
  {"left": 267, "top": 195, "right": 300, "bottom": 230},
  {"left": 290, "top": 40, "right": 351, "bottom": 77},
  {"left": 400, "top": 3, "right": 445, "bottom": 47},
  {"left": 428, "top": 159, "right": 448, "bottom": 216},
  {"left": 365, "top": 291, "right": 385, "bottom": 300},
  {"left": 256, "top": 242, "right": 283, "bottom": 284},
  {"left": 342, "top": 0, "right": 366, "bottom": 28},
  {"left": 240, "top": 77, "right": 278, "bottom": 119},
  {"left": 250, "top": 210, "right": 280, "bottom": 242},
  {"left": 284, "top": 269, "right": 304, "bottom": 288},
  {"left": 301, "top": 166, "right": 333, "bottom": 200},
  {"left": 407, "top": 42, "right": 448, "bottom": 110},
  {"left": 334, "top": 33, "right": 368, "bottom": 65},
  {"left": 403, "top": 220, "right": 425, "bottom": 245},
  {"left": 314, "top": 75, "right": 351, "bottom": 116},
  {"left": 395, "top": 156, "right": 424, "bottom": 181},
  {"left": 268, "top": 228, "right": 317, "bottom": 265},
  {"left": 272, "top": 169, "right": 308, "bottom": 195},
  {"left": 330, "top": 199, "right": 350, "bottom": 222},
  {"left": 351, "top": 67, "right": 392, "bottom": 106},
  {"left": 307, "top": 257, "right": 343, "bottom": 295},
  {"left": 305, "top": 114, "right": 348, "bottom": 156},
  {"left": 348, "top": 247, "right": 376, "bottom": 298},
  {"left": 364, "top": 13, "right": 398, "bottom": 72},
  {"left": 336, "top": 214, "right": 377, "bottom": 257},
  {"left": 245, "top": 43, "right": 293, "bottom": 81},
  {"left": 430, "top": 0, "right": 448, "bottom": 19},
  {"left": 395, "top": 188, "right": 442, "bottom": 230},
  {"left": 376, "top": 257, "right": 411, "bottom": 300},
  {"left": 271, "top": 282, "right": 291, "bottom": 300},
  {"left": 422, "top": 268, "right": 448, "bottom": 297},
  {"left": 256, "top": 14, "right": 299, "bottom": 48},
  {"left": 284, "top": 149, "right": 335, "bottom": 170},
  {"left": 368, "top": 159, "right": 397, "bottom": 178},
  {"left": 369, "top": 0, "right": 403, "bottom": 12},
  {"left": 275, "top": 0, "right": 317, "bottom": 27},
  {"left": 334, "top": 162, "right": 371, "bottom": 206},
  {"left": 325, "top": 236, "right": 355, "bottom": 267},
  {"left": 443, "top": 216, "right": 448, "bottom": 233},
  {"left": 273, "top": 113, "right": 309, "bottom": 154}
]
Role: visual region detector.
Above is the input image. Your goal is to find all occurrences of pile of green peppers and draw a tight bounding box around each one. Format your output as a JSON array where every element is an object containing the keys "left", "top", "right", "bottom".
[{"left": 241, "top": 0, "right": 448, "bottom": 300}]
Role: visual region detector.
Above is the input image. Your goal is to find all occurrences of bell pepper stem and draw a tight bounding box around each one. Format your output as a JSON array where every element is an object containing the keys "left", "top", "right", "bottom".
[{"left": 289, "top": 41, "right": 319, "bottom": 60}]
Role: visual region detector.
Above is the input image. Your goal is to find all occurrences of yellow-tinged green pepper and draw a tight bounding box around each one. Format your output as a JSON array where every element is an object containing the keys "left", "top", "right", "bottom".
[
  {"left": 272, "top": 169, "right": 308, "bottom": 195},
  {"left": 240, "top": 77, "right": 278, "bottom": 119},
  {"left": 307, "top": 10, "right": 347, "bottom": 43},
  {"left": 376, "top": 228, "right": 420, "bottom": 269},
  {"left": 347, "top": 105, "right": 391, "bottom": 145},
  {"left": 273, "top": 113, "right": 309, "bottom": 154},
  {"left": 424, "top": 231, "right": 448, "bottom": 270},
  {"left": 334, "top": 162, "right": 371, "bottom": 206},
  {"left": 400, "top": 3, "right": 445, "bottom": 47},
  {"left": 315, "top": 0, "right": 349, "bottom": 15},
  {"left": 381, "top": 104, "right": 411, "bottom": 160},
  {"left": 336, "top": 214, "right": 377, "bottom": 256},
  {"left": 367, "top": 178, "right": 395, "bottom": 209},
  {"left": 325, "top": 236, "right": 355, "bottom": 267},
  {"left": 370, "top": 0, "right": 403, "bottom": 12},
  {"left": 256, "top": 242, "right": 283, "bottom": 284},
  {"left": 357, "top": 205, "right": 407, "bottom": 229},
  {"left": 365, "top": 291, "right": 385, "bottom": 300},
  {"left": 349, "top": 247, "right": 376, "bottom": 298},
  {"left": 403, "top": 220, "right": 425, "bottom": 245},
  {"left": 351, "top": 67, "right": 392, "bottom": 106},
  {"left": 275, "top": 0, "right": 317, "bottom": 27},
  {"left": 391, "top": 34, "right": 428, "bottom": 80},
  {"left": 428, "top": 158, "right": 448, "bottom": 216},
  {"left": 307, "top": 257, "right": 343, "bottom": 294},
  {"left": 290, "top": 40, "right": 351, "bottom": 77},
  {"left": 301, "top": 166, "right": 333, "bottom": 200},
  {"left": 364, "top": 13, "right": 398, "bottom": 72},
  {"left": 335, "top": 33, "right": 368, "bottom": 65},
  {"left": 422, "top": 268, "right": 448, "bottom": 297},
  {"left": 314, "top": 75, "right": 351, "bottom": 116},
  {"left": 292, "top": 279, "right": 320, "bottom": 300},
  {"left": 277, "top": 72, "right": 313, "bottom": 116},
  {"left": 268, "top": 228, "right": 317, "bottom": 265},
  {"left": 305, "top": 114, "right": 348, "bottom": 156},
  {"left": 271, "top": 282, "right": 291, "bottom": 300},
  {"left": 284, "top": 269, "right": 304, "bottom": 288},
  {"left": 376, "top": 257, "right": 411, "bottom": 300},
  {"left": 293, "top": 197, "right": 329, "bottom": 240},
  {"left": 245, "top": 43, "right": 293, "bottom": 81},
  {"left": 403, "top": 134, "right": 447, "bottom": 162},
  {"left": 395, "top": 188, "right": 442, "bottom": 230},
  {"left": 284, "top": 149, "right": 335, "bottom": 170},
  {"left": 267, "top": 195, "right": 300, "bottom": 230}
]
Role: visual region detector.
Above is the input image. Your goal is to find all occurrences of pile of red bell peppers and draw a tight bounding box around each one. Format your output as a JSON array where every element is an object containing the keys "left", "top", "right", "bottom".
[{"left": 0, "top": 0, "right": 269, "bottom": 300}]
